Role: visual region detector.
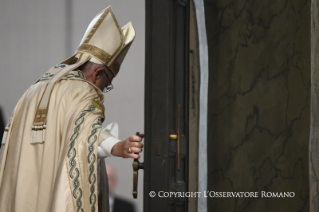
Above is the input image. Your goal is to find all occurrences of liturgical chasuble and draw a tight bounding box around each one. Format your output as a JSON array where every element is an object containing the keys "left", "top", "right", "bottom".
[
  {"left": 0, "top": 69, "right": 111, "bottom": 212},
  {"left": 0, "top": 5, "right": 136, "bottom": 212}
]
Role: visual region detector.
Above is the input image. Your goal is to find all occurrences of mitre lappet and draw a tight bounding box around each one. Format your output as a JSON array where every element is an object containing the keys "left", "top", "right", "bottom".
[{"left": 31, "top": 6, "right": 135, "bottom": 144}]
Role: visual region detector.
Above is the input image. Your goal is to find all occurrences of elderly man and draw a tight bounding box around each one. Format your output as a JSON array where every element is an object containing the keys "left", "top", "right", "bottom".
[{"left": 0, "top": 6, "right": 142, "bottom": 212}]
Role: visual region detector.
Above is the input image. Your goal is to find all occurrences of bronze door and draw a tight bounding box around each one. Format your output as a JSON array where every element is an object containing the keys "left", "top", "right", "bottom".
[{"left": 144, "top": 0, "right": 190, "bottom": 211}]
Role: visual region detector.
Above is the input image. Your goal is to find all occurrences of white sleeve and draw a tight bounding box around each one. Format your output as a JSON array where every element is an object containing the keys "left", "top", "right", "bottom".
[{"left": 98, "top": 136, "right": 121, "bottom": 158}]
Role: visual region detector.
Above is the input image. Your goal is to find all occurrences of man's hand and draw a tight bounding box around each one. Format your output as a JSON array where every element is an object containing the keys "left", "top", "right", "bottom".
[{"left": 111, "top": 134, "right": 144, "bottom": 159}]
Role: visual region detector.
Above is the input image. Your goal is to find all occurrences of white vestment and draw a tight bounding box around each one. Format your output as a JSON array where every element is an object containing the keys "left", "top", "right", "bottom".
[{"left": 0, "top": 69, "right": 117, "bottom": 212}]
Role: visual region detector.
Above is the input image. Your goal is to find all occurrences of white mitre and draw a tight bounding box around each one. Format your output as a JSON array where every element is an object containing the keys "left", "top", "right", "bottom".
[{"left": 64, "top": 6, "right": 135, "bottom": 77}]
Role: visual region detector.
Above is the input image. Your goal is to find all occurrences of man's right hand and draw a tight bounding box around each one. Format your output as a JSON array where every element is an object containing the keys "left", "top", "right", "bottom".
[{"left": 110, "top": 135, "right": 144, "bottom": 159}]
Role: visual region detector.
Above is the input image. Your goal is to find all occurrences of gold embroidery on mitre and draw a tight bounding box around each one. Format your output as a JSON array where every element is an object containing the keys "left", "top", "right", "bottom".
[
  {"left": 77, "top": 44, "right": 111, "bottom": 64},
  {"left": 79, "top": 7, "right": 124, "bottom": 65}
]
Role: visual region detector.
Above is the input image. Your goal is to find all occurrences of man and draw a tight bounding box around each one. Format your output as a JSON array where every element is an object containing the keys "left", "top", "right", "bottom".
[
  {"left": 0, "top": 6, "right": 142, "bottom": 212},
  {"left": 106, "top": 164, "right": 136, "bottom": 212}
]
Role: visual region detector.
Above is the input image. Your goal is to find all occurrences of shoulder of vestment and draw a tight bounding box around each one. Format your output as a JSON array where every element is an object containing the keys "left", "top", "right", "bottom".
[{"left": 36, "top": 64, "right": 104, "bottom": 102}]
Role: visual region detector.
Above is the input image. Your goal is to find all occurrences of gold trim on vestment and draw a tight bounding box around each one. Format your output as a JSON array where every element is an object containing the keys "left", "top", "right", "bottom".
[
  {"left": 33, "top": 108, "right": 47, "bottom": 126},
  {"left": 31, "top": 56, "right": 92, "bottom": 144},
  {"left": 91, "top": 100, "right": 105, "bottom": 119}
]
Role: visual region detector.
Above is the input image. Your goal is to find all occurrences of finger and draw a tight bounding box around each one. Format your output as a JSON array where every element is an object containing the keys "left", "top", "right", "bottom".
[
  {"left": 130, "top": 147, "right": 143, "bottom": 153},
  {"left": 124, "top": 141, "right": 143, "bottom": 150},
  {"left": 130, "top": 135, "right": 142, "bottom": 142},
  {"left": 130, "top": 142, "right": 143, "bottom": 148},
  {"left": 127, "top": 153, "right": 140, "bottom": 159}
]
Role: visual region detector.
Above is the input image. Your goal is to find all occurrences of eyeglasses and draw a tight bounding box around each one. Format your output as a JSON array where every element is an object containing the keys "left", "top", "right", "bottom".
[{"left": 103, "top": 69, "right": 114, "bottom": 93}]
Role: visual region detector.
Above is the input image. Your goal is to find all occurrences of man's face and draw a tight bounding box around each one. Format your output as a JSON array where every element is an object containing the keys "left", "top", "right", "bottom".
[
  {"left": 102, "top": 66, "right": 114, "bottom": 93},
  {"left": 94, "top": 65, "right": 114, "bottom": 92}
]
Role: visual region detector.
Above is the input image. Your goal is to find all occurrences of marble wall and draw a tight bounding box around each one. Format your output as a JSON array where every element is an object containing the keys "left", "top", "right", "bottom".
[{"left": 204, "top": 0, "right": 310, "bottom": 211}]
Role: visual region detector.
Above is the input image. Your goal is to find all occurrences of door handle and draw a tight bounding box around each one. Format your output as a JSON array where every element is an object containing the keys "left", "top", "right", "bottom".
[
  {"left": 169, "top": 104, "right": 181, "bottom": 170},
  {"left": 132, "top": 132, "right": 144, "bottom": 199}
]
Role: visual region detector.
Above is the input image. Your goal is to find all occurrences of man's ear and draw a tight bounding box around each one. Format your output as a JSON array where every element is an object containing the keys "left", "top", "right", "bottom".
[{"left": 92, "top": 67, "right": 105, "bottom": 83}]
